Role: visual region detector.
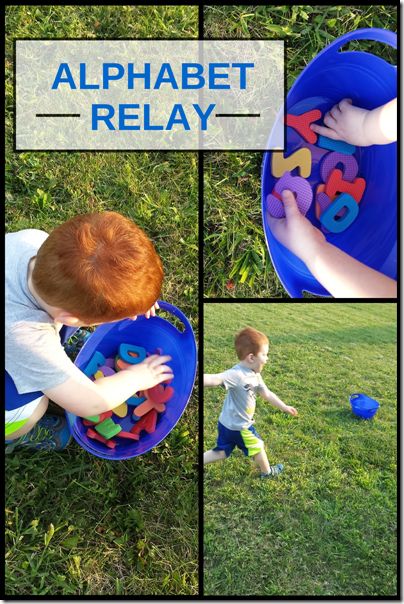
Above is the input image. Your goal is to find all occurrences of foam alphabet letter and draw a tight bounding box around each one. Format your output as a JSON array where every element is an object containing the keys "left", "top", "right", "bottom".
[
  {"left": 119, "top": 343, "right": 147, "bottom": 365},
  {"left": 325, "top": 169, "right": 366, "bottom": 202},
  {"left": 83, "top": 351, "right": 106, "bottom": 377},
  {"left": 321, "top": 152, "right": 358, "bottom": 183},
  {"left": 319, "top": 193, "right": 359, "bottom": 233},
  {"left": 285, "top": 109, "right": 322, "bottom": 144},
  {"left": 317, "top": 135, "right": 355, "bottom": 155},
  {"left": 271, "top": 148, "right": 312, "bottom": 179}
]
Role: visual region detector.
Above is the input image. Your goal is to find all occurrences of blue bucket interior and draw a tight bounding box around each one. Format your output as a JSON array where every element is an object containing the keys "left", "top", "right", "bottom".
[
  {"left": 66, "top": 302, "right": 197, "bottom": 460},
  {"left": 262, "top": 32, "right": 397, "bottom": 297}
]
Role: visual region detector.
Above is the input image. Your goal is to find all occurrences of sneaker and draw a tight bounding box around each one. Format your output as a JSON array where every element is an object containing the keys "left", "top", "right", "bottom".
[
  {"left": 64, "top": 328, "right": 92, "bottom": 360},
  {"left": 260, "top": 463, "right": 284, "bottom": 478},
  {"left": 5, "top": 414, "right": 72, "bottom": 454}
]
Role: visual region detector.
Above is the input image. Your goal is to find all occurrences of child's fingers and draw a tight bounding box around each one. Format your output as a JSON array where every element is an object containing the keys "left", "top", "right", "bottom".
[
  {"left": 323, "top": 112, "right": 338, "bottom": 129},
  {"left": 142, "top": 353, "right": 161, "bottom": 365},
  {"left": 329, "top": 106, "right": 341, "bottom": 120},
  {"left": 155, "top": 363, "right": 173, "bottom": 375},
  {"left": 310, "top": 123, "right": 340, "bottom": 139},
  {"left": 155, "top": 301, "right": 160, "bottom": 310},
  {"left": 338, "top": 98, "right": 352, "bottom": 111},
  {"left": 281, "top": 190, "right": 299, "bottom": 220},
  {"left": 156, "top": 372, "right": 174, "bottom": 384},
  {"left": 148, "top": 354, "right": 172, "bottom": 367}
]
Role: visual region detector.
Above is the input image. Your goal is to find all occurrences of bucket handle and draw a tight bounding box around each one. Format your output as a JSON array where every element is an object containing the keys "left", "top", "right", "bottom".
[
  {"left": 319, "top": 28, "right": 397, "bottom": 58},
  {"left": 157, "top": 300, "right": 193, "bottom": 337},
  {"left": 350, "top": 393, "right": 361, "bottom": 401}
]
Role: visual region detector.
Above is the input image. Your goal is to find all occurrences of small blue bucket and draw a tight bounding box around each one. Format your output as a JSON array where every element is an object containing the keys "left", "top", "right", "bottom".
[
  {"left": 262, "top": 28, "right": 397, "bottom": 297},
  {"left": 350, "top": 393, "right": 380, "bottom": 420},
  {"left": 65, "top": 301, "right": 197, "bottom": 460}
]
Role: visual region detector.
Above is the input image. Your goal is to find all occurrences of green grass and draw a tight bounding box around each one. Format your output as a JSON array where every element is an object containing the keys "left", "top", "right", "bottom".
[
  {"left": 203, "top": 5, "right": 398, "bottom": 298},
  {"left": 204, "top": 303, "right": 397, "bottom": 596},
  {"left": 6, "top": 5, "right": 199, "bottom": 596}
]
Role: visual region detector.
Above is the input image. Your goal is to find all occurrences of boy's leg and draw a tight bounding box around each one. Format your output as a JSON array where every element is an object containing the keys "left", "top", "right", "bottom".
[
  {"left": 204, "top": 449, "right": 227, "bottom": 465},
  {"left": 6, "top": 396, "right": 72, "bottom": 452},
  {"left": 252, "top": 448, "right": 271, "bottom": 474},
  {"left": 240, "top": 426, "right": 283, "bottom": 477},
  {"left": 253, "top": 449, "right": 284, "bottom": 477},
  {"left": 6, "top": 395, "right": 49, "bottom": 440}
]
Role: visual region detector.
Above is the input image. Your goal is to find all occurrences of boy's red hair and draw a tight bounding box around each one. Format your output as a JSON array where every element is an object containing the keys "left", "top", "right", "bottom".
[
  {"left": 235, "top": 327, "right": 269, "bottom": 360},
  {"left": 32, "top": 212, "right": 163, "bottom": 324}
]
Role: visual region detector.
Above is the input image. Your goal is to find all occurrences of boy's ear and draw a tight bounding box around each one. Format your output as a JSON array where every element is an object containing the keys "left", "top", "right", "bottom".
[{"left": 53, "top": 311, "right": 81, "bottom": 326}]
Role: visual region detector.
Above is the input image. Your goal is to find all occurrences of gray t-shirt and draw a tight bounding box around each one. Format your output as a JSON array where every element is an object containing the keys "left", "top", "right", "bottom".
[
  {"left": 6, "top": 229, "right": 83, "bottom": 395},
  {"left": 218, "top": 363, "right": 266, "bottom": 431}
]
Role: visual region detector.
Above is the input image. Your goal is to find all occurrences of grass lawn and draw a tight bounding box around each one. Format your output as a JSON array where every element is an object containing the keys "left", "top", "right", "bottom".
[
  {"left": 204, "top": 303, "right": 397, "bottom": 596},
  {"left": 203, "top": 5, "right": 398, "bottom": 298},
  {"left": 6, "top": 5, "right": 199, "bottom": 596}
]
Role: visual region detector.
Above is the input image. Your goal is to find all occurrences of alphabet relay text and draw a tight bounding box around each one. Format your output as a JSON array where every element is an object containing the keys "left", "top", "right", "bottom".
[{"left": 51, "top": 61, "right": 254, "bottom": 132}]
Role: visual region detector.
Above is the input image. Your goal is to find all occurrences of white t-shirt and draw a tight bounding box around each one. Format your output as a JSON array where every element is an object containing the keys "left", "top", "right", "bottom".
[
  {"left": 218, "top": 363, "right": 266, "bottom": 430},
  {"left": 6, "top": 229, "right": 84, "bottom": 394}
]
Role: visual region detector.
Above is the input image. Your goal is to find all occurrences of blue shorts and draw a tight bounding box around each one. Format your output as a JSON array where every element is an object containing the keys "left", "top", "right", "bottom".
[{"left": 213, "top": 421, "right": 264, "bottom": 458}]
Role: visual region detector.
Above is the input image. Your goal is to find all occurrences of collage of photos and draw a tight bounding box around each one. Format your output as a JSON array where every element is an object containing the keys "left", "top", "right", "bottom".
[{"left": 5, "top": 3, "right": 398, "bottom": 600}]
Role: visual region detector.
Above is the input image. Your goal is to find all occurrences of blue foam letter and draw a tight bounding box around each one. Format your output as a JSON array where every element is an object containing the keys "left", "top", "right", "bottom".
[{"left": 320, "top": 193, "right": 359, "bottom": 233}]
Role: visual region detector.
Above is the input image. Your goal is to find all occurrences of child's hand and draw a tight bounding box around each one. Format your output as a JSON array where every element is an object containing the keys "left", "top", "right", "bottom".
[
  {"left": 311, "top": 99, "right": 377, "bottom": 146},
  {"left": 314, "top": 98, "right": 397, "bottom": 146},
  {"left": 126, "top": 354, "right": 173, "bottom": 390},
  {"left": 144, "top": 301, "right": 159, "bottom": 319},
  {"left": 128, "top": 301, "right": 159, "bottom": 321},
  {"left": 267, "top": 190, "right": 326, "bottom": 265},
  {"left": 285, "top": 405, "right": 298, "bottom": 416}
]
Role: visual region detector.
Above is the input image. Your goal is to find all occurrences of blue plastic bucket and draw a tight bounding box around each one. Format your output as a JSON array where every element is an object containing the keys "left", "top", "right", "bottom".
[
  {"left": 262, "top": 28, "right": 397, "bottom": 297},
  {"left": 65, "top": 301, "right": 197, "bottom": 460},
  {"left": 350, "top": 393, "right": 380, "bottom": 420}
]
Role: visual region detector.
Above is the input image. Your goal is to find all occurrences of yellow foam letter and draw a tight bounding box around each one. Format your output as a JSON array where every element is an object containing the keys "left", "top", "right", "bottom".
[{"left": 271, "top": 148, "right": 312, "bottom": 179}]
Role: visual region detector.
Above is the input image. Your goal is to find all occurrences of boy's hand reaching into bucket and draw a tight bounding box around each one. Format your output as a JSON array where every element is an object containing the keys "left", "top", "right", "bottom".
[
  {"left": 311, "top": 98, "right": 397, "bottom": 146},
  {"left": 267, "top": 190, "right": 326, "bottom": 266},
  {"left": 269, "top": 190, "right": 397, "bottom": 298},
  {"left": 127, "top": 354, "right": 174, "bottom": 390}
]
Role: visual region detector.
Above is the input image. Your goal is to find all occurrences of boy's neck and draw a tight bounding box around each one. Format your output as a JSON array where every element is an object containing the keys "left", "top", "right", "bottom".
[{"left": 239, "top": 359, "right": 257, "bottom": 373}]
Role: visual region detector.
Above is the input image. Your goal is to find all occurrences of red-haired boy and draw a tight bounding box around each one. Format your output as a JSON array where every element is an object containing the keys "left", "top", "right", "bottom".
[
  {"left": 6, "top": 212, "right": 173, "bottom": 451},
  {"left": 204, "top": 327, "right": 298, "bottom": 478}
]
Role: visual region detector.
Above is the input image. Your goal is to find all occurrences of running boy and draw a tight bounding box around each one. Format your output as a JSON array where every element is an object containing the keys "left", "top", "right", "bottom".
[
  {"left": 6, "top": 211, "right": 173, "bottom": 450},
  {"left": 204, "top": 327, "right": 298, "bottom": 478}
]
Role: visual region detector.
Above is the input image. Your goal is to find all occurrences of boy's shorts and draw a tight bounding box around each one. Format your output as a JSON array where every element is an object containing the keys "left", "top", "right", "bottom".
[
  {"left": 213, "top": 421, "right": 264, "bottom": 458},
  {"left": 5, "top": 326, "right": 75, "bottom": 437},
  {"left": 5, "top": 371, "right": 44, "bottom": 437}
]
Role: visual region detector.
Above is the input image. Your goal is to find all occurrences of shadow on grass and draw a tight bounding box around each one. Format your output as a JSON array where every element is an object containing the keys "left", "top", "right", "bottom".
[{"left": 322, "top": 407, "right": 381, "bottom": 428}]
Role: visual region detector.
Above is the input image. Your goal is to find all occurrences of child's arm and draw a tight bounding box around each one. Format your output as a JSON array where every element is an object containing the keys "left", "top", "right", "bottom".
[
  {"left": 259, "top": 385, "right": 298, "bottom": 416},
  {"left": 268, "top": 191, "right": 397, "bottom": 298},
  {"left": 204, "top": 373, "right": 225, "bottom": 387},
  {"left": 311, "top": 98, "right": 397, "bottom": 146},
  {"left": 43, "top": 354, "right": 173, "bottom": 417}
]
